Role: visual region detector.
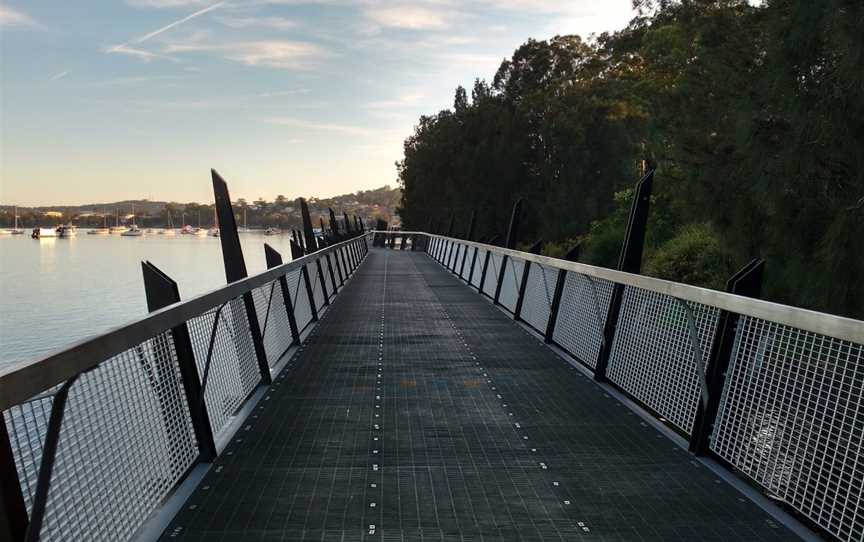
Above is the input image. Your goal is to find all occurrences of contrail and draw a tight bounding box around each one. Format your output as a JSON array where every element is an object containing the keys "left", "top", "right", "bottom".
[{"left": 134, "top": 1, "right": 226, "bottom": 44}]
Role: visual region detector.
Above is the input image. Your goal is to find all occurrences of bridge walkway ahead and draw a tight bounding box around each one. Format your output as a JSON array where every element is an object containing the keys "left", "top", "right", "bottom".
[{"left": 162, "top": 249, "right": 795, "bottom": 541}]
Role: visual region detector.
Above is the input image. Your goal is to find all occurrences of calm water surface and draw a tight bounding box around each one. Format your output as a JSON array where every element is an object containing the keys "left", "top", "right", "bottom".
[{"left": 0, "top": 232, "right": 297, "bottom": 366}]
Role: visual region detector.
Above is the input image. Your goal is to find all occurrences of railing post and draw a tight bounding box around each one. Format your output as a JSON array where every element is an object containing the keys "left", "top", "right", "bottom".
[
  {"left": 264, "top": 244, "right": 301, "bottom": 344},
  {"left": 291, "top": 240, "right": 319, "bottom": 322},
  {"left": 594, "top": 169, "right": 654, "bottom": 382},
  {"left": 513, "top": 240, "right": 543, "bottom": 321},
  {"left": 211, "top": 169, "right": 271, "bottom": 385},
  {"left": 458, "top": 210, "right": 476, "bottom": 279},
  {"left": 325, "top": 251, "right": 338, "bottom": 293},
  {"left": 1, "top": 414, "right": 28, "bottom": 542},
  {"left": 477, "top": 235, "right": 500, "bottom": 294},
  {"left": 689, "top": 259, "right": 765, "bottom": 455},
  {"left": 494, "top": 199, "right": 523, "bottom": 305},
  {"left": 544, "top": 245, "right": 581, "bottom": 343},
  {"left": 141, "top": 261, "right": 217, "bottom": 461}
]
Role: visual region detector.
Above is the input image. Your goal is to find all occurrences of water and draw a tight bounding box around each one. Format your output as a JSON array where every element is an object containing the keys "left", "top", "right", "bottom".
[{"left": 0, "top": 231, "right": 298, "bottom": 367}]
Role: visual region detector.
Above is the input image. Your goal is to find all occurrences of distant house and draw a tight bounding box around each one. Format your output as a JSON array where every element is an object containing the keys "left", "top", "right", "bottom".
[{"left": 43, "top": 211, "right": 63, "bottom": 218}]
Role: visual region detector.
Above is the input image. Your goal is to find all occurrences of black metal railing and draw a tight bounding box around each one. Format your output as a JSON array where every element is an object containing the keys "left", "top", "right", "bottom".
[
  {"left": 414, "top": 230, "right": 863, "bottom": 542},
  {"left": 0, "top": 233, "right": 371, "bottom": 542}
]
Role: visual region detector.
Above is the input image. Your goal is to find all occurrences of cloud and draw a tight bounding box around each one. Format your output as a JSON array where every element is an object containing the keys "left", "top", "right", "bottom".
[
  {"left": 367, "top": 91, "right": 425, "bottom": 110},
  {"left": 364, "top": 5, "right": 449, "bottom": 30},
  {"left": 163, "top": 38, "right": 325, "bottom": 69},
  {"left": 50, "top": 70, "right": 70, "bottom": 81},
  {"left": 126, "top": 0, "right": 214, "bottom": 7},
  {"left": 0, "top": 5, "right": 42, "bottom": 27},
  {"left": 215, "top": 16, "right": 298, "bottom": 30},
  {"left": 263, "top": 117, "right": 395, "bottom": 139}
]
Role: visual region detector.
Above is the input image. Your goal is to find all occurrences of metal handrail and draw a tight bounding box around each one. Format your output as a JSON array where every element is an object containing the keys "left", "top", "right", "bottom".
[
  {"left": 388, "top": 231, "right": 864, "bottom": 345},
  {"left": 0, "top": 234, "right": 372, "bottom": 410}
]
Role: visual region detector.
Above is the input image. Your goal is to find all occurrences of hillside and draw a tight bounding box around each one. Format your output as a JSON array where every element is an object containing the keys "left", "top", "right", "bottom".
[{"left": 1, "top": 185, "right": 401, "bottom": 230}]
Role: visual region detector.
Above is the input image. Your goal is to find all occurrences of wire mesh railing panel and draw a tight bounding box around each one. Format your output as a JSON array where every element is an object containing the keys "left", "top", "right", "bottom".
[
  {"left": 289, "top": 268, "right": 313, "bottom": 332},
  {"left": 187, "top": 299, "right": 260, "bottom": 438},
  {"left": 497, "top": 257, "right": 523, "bottom": 313},
  {"left": 468, "top": 249, "right": 484, "bottom": 288},
  {"left": 454, "top": 244, "right": 466, "bottom": 278},
  {"left": 251, "top": 280, "right": 292, "bottom": 368},
  {"left": 607, "top": 287, "right": 720, "bottom": 434},
  {"left": 443, "top": 240, "right": 453, "bottom": 266},
  {"left": 552, "top": 273, "right": 615, "bottom": 369},
  {"left": 326, "top": 255, "right": 338, "bottom": 296},
  {"left": 481, "top": 253, "right": 503, "bottom": 298},
  {"left": 4, "top": 333, "right": 198, "bottom": 542},
  {"left": 520, "top": 263, "right": 557, "bottom": 334},
  {"left": 310, "top": 262, "right": 327, "bottom": 311},
  {"left": 711, "top": 318, "right": 864, "bottom": 542}
]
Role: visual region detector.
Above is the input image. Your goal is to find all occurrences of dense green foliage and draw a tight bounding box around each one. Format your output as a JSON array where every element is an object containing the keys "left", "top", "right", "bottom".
[{"left": 397, "top": 0, "right": 864, "bottom": 318}]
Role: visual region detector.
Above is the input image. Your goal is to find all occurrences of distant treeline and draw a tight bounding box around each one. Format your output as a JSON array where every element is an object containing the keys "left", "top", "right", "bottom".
[
  {"left": 397, "top": 0, "right": 863, "bottom": 319},
  {"left": 1, "top": 185, "right": 401, "bottom": 231}
]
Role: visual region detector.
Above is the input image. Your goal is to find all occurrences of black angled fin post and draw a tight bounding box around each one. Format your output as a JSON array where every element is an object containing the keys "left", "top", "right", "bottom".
[
  {"left": 211, "top": 169, "right": 271, "bottom": 385},
  {"left": 494, "top": 199, "right": 523, "bottom": 305},
  {"left": 319, "top": 218, "right": 329, "bottom": 247},
  {"left": 545, "top": 244, "right": 580, "bottom": 343},
  {"left": 300, "top": 199, "right": 317, "bottom": 253},
  {"left": 689, "top": 258, "right": 765, "bottom": 455},
  {"left": 329, "top": 208, "right": 340, "bottom": 241},
  {"left": 594, "top": 169, "right": 654, "bottom": 381},
  {"left": 514, "top": 240, "right": 543, "bottom": 320},
  {"left": 141, "top": 261, "right": 217, "bottom": 462}
]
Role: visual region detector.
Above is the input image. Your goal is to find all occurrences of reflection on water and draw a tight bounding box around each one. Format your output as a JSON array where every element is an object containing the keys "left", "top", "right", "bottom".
[{"left": 0, "top": 232, "right": 296, "bottom": 366}]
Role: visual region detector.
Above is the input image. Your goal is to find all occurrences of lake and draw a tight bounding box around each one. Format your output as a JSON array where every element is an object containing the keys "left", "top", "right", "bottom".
[{"left": 0, "top": 231, "right": 298, "bottom": 367}]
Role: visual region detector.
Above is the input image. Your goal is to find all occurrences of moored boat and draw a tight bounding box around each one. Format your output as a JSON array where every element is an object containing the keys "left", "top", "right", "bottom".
[
  {"left": 121, "top": 224, "right": 143, "bottom": 237},
  {"left": 31, "top": 227, "right": 57, "bottom": 239},
  {"left": 264, "top": 227, "right": 282, "bottom": 236},
  {"left": 57, "top": 225, "right": 77, "bottom": 238}
]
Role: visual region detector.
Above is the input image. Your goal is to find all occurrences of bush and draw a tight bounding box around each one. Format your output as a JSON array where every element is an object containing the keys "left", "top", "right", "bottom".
[{"left": 643, "top": 223, "right": 734, "bottom": 290}]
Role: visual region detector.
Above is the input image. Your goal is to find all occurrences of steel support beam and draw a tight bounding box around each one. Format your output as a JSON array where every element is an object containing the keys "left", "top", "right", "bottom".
[
  {"left": 494, "top": 200, "right": 523, "bottom": 305},
  {"left": 264, "top": 244, "right": 301, "bottom": 344},
  {"left": 514, "top": 240, "right": 543, "bottom": 320}
]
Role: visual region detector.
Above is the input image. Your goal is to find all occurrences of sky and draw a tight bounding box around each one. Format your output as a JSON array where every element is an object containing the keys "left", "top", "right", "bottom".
[{"left": 0, "top": 0, "right": 635, "bottom": 206}]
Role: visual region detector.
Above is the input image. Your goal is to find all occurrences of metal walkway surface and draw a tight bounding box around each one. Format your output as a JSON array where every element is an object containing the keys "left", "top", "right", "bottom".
[{"left": 161, "top": 249, "right": 796, "bottom": 541}]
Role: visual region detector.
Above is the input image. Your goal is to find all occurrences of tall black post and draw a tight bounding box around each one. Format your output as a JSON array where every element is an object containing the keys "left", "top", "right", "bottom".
[
  {"left": 300, "top": 199, "right": 317, "bottom": 253},
  {"left": 545, "top": 244, "right": 581, "bottom": 343},
  {"left": 689, "top": 259, "right": 765, "bottom": 455},
  {"left": 594, "top": 169, "right": 654, "bottom": 381},
  {"left": 1, "top": 414, "right": 28, "bottom": 542},
  {"left": 513, "top": 240, "right": 543, "bottom": 320},
  {"left": 494, "top": 199, "right": 523, "bottom": 305},
  {"left": 329, "top": 208, "right": 340, "bottom": 241},
  {"left": 319, "top": 218, "right": 330, "bottom": 246},
  {"left": 343, "top": 212, "right": 353, "bottom": 236},
  {"left": 211, "top": 170, "right": 271, "bottom": 385},
  {"left": 264, "top": 244, "right": 301, "bottom": 345},
  {"left": 141, "top": 261, "right": 217, "bottom": 461}
]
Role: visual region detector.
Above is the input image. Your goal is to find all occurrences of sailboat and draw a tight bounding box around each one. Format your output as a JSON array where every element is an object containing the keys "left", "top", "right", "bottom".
[
  {"left": 109, "top": 209, "right": 127, "bottom": 234},
  {"left": 121, "top": 204, "right": 143, "bottom": 236},
  {"left": 208, "top": 207, "right": 220, "bottom": 237},
  {"left": 9, "top": 206, "right": 24, "bottom": 234},
  {"left": 88, "top": 213, "right": 109, "bottom": 234},
  {"left": 159, "top": 209, "right": 176, "bottom": 235}
]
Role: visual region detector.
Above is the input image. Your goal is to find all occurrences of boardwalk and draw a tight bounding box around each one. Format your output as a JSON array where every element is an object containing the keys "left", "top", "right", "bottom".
[{"left": 162, "top": 249, "right": 795, "bottom": 541}]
